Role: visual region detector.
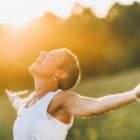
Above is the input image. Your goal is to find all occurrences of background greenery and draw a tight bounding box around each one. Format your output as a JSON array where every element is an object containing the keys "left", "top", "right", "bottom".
[{"left": 1, "top": 2, "right": 140, "bottom": 140}]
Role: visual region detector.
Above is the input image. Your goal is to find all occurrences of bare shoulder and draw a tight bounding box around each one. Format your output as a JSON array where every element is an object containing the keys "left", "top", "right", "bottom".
[
  {"left": 49, "top": 90, "right": 81, "bottom": 111},
  {"left": 59, "top": 90, "right": 81, "bottom": 107},
  {"left": 48, "top": 90, "right": 80, "bottom": 115},
  {"left": 61, "top": 90, "right": 81, "bottom": 100},
  {"left": 49, "top": 90, "right": 80, "bottom": 105}
]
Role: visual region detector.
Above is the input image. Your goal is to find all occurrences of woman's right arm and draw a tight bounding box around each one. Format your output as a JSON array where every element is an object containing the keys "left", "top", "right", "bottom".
[{"left": 5, "top": 89, "right": 30, "bottom": 111}]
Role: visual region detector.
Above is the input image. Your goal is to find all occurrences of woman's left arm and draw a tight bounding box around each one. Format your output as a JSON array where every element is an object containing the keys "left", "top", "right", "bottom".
[{"left": 63, "top": 84, "right": 140, "bottom": 117}]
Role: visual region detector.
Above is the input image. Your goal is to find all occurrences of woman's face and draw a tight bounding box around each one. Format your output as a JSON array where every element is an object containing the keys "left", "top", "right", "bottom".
[{"left": 29, "top": 49, "right": 66, "bottom": 78}]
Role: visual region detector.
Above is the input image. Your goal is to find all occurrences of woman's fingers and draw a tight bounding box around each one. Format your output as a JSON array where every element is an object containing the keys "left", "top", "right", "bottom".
[
  {"left": 5, "top": 89, "right": 29, "bottom": 95},
  {"left": 133, "top": 84, "right": 140, "bottom": 96},
  {"left": 5, "top": 89, "right": 29, "bottom": 102},
  {"left": 5, "top": 89, "right": 15, "bottom": 102},
  {"left": 134, "top": 84, "right": 140, "bottom": 90},
  {"left": 5, "top": 89, "right": 12, "bottom": 95},
  {"left": 17, "top": 90, "right": 29, "bottom": 95}
]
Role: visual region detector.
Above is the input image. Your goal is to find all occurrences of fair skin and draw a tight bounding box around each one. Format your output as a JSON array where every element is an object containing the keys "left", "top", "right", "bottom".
[{"left": 6, "top": 48, "right": 140, "bottom": 125}]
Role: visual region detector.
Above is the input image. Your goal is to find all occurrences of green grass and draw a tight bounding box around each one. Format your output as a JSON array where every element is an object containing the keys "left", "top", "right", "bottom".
[
  {"left": 76, "top": 68, "right": 140, "bottom": 97},
  {"left": 0, "top": 94, "right": 16, "bottom": 140},
  {"left": 1, "top": 68, "right": 140, "bottom": 140},
  {"left": 69, "top": 68, "right": 140, "bottom": 140}
]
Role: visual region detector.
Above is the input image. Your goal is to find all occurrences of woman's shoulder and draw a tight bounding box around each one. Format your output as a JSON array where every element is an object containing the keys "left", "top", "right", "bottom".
[{"left": 61, "top": 90, "right": 80, "bottom": 97}]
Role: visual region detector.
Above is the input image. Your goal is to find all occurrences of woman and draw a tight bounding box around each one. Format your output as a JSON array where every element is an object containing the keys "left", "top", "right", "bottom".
[{"left": 6, "top": 48, "right": 140, "bottom": 140}]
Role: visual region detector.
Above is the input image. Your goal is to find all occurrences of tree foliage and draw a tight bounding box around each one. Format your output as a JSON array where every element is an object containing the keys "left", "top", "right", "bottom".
[{"left": 0, "top": 2, "right": 140, "bottom": 89}]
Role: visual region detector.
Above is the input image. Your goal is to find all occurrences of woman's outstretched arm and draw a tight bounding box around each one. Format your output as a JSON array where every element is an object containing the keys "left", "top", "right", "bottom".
[
  {"left": 5, "top": 89, "right": 29, "bottom": 111},
  {"left": 63, "top": 84, "right": 140, "bottom": 117}
]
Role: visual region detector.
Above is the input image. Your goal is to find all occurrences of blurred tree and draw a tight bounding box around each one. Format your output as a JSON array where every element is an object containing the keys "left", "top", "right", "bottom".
[
  {"left": 108, "top": 2, "right": 140, "bottom": 67},
  {"left": 0, "top": 2, "right": 140, "bottom": 90}
]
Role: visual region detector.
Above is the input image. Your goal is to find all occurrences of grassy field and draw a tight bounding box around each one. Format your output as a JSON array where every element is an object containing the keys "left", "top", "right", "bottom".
[{"left": 1, "top": 68, "right": 140, "bottom": 140}]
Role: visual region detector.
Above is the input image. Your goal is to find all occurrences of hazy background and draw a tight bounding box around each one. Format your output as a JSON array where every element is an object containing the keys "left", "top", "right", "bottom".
[{"left": 0, "top": 0, "right": 140, "bottom": 140}]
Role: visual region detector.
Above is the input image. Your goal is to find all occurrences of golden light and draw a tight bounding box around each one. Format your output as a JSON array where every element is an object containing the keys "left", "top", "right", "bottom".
[
  {"left": 0, "top": 0, "right": 48, "bottom": 27},
  {"left": 0, "top": 0, "right": 137, "bottom": 27},
  {"left": 0, "top": 0, "right": 76, "bottom": 27}
]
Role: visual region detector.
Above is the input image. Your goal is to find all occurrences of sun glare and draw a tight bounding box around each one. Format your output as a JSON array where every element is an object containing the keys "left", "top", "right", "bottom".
[
  {"left": 0, "top": 0, "right": 75, "bottom": 27},
  {"left": 0, "top": 0, "right": 137, "bottom": 27},
  {"left": 0, "top": 0, "right": 48, "bottom": 27}
]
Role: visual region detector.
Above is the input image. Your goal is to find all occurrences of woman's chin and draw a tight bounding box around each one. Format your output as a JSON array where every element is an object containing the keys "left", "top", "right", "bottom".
[
  {"left": 28, "top": 62, "right": 41, "bottom": 76},
  {"left": 28, "top": 63, "right": 36, "bottom": 73}
]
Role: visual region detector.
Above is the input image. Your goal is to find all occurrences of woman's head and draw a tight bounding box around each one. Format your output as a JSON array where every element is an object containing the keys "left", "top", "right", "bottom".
[{"left": 29, "top": 48, "right": 81, "bottom": 90}]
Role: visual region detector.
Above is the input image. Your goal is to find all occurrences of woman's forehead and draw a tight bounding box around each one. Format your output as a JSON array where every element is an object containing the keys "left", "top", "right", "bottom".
[{"left": 50, "top": 49, "right": 66, "bottom": 55}]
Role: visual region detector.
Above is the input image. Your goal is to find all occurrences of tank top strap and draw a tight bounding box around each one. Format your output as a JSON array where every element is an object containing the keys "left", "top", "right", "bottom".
[{"left": 40, "top": 89, "right": 62, "bottom": 115}]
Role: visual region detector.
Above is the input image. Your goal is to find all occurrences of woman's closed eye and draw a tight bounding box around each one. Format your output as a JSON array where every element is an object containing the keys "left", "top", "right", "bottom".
[{"left": 47, "top": 53, "right": 54, "bottom": 58}]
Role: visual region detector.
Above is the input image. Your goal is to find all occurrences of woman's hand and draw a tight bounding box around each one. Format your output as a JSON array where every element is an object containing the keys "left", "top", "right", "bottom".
[
  {"left": 5, "top": 89, "right": 29, "bottom": 95},
  {"left": 5, "top": 89, "right": 29, "bottom": 100},
  {"left": 133, "top": 84, "right": 140, "bottom": 98},
  {"left": 5, "top": 89, "right": 29, "bottom": 110}
]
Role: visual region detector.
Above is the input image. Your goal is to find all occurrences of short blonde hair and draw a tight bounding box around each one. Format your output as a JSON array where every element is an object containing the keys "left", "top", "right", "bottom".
[{"left": 57, "top": 48, "right": 81, "bottom": 90}]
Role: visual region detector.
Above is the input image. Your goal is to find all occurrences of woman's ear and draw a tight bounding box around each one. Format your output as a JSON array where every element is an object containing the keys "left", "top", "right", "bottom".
[{"left": 55, "top": 70, "right": 67, "bottom": 79}]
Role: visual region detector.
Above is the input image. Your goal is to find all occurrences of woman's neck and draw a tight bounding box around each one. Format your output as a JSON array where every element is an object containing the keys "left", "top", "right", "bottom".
[{"left": 34, "top": 76, "right": 58, "bottom": 96}]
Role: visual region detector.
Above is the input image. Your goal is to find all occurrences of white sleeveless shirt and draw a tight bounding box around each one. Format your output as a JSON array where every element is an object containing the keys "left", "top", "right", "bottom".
[{"left": 13, "top": 89, "right": 74, "bottom": 140}]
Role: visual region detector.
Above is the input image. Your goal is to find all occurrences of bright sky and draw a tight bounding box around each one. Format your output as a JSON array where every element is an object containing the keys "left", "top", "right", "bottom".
[{"left": 0, "top": 0, "right": 139, "bottom": 27}]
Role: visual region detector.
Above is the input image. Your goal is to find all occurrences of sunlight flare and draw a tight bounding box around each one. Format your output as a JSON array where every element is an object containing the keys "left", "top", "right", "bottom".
[
  {"left": 0, "top": 0, "right": 48, "bottom": 27},
  {"left": 0, "top": 0, "right": 137, "bottom": 26}
]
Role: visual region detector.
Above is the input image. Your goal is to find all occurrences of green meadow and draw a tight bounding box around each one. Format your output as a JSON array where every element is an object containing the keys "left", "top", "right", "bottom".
[{"left": 1, "top": 68, "right": 140, "bottom": 140}]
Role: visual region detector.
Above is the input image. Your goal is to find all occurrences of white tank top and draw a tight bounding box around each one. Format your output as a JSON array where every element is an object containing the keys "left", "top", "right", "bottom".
[{"left": 13, "top": 89, "right": 74, "bottom": 140}]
